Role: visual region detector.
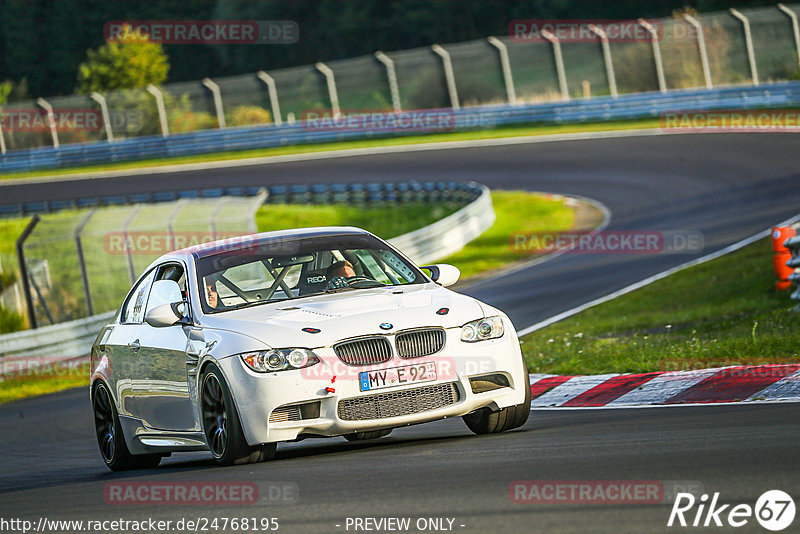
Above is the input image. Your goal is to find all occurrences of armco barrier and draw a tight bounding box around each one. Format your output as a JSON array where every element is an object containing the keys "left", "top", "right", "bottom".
[
  {"left": 2, "top": 83, "right": 800, "bottom": 176},
  {"left": 0, "top": 183, "right": 493, "bottom": 363},
  {"left": 388, "top": 185, "right": 494, "bottom": 265},
  {"left": 1, "top": 180, "right": 481, "bottom": 218},
  {"left": 0, "top": 311, "right": 114, "bottom": 372}
]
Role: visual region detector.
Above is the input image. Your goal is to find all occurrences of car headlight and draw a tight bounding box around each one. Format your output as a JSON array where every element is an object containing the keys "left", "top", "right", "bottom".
[
  {"left": 240, "top": 348, "right": 320, "bottom": 373},
  {"left": 461, "top": 316, "right": 504, "bottom": 342}
]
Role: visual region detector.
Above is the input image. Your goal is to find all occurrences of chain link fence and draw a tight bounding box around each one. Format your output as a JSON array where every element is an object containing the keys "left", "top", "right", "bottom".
[{"left": 2, "top": 4, "right": 798, "bottom": 151}]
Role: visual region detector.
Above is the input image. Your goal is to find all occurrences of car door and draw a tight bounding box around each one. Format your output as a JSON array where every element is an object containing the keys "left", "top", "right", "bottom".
[
  {"left": 105, "top": 268, "right": 157, "bottom": 420},
  {"left": 133, "top": 262, "right": 199, "bottom": 432}
]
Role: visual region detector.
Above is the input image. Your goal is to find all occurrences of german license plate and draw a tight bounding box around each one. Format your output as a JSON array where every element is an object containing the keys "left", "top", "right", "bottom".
[{"left": 359, "top": 362, "right": 437, "bottom": 391}]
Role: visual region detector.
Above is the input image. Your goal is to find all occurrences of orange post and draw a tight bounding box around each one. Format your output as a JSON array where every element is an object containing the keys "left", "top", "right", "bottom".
[{"left": 772, "top": 227, "right": 796, "bottom": 290}]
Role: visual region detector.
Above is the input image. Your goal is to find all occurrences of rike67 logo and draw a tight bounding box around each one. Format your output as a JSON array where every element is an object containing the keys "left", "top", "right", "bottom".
[{"left": 668, "top": 490, "right": 795, "bottom": 531}]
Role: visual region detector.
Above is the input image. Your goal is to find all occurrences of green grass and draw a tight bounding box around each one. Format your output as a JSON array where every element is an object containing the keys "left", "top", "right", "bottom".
[
  {"left": 254, "top": 201, "right": 462, "bottom": 239},
  {"left": 520, "top": 237, "right": 800, "bottom": 375},
  {"left": 0, "top": 118, "right": 659, "bottom": 182},
  {"left": 441, "top": 192, "right": 582, "bottom": 280}
]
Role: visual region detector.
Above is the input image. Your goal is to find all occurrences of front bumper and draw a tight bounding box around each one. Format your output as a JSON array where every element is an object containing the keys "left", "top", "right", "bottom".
[{"left": 217, "top": 325, "right": 527, "bottom": 445}]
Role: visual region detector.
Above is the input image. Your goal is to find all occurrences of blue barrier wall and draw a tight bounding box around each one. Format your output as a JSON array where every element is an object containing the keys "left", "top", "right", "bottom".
[{"left": 2, "top": 83, "right": 799, "bottom": 177}]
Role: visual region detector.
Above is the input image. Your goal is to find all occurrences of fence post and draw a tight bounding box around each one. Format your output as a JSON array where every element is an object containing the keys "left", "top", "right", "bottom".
[
  {"left": 166, "top": 199, "right": 187, "bottom": 253},
  {"left": 589, "top": 25, "right": 618, "bottom": 97},
  {"left": 36, "top": 98, "right": 60, "bottom": 149},
  {"left": 256, "top": 71, "right": 282, "bottom": 126},
  {"left": 778, "top": 4, "right": 800, "bottom": 71},
  {"left": 541, "top": 30, "right": 569, "bottom": 101},
  {"left": 0, "top": 105, "right": 6, "bottom": 154},
  {"left": 638, "top": 19, "right": 667, "bottom": 93},
  {"left": 431, "top": 44, "right": 460, "bottom": 110},
  {"left": 122, "top": 205, "right": 141, "bottom": 285},
  {"left": 374, "top": 52, "right": 402, "bottom": 112},
  {"left": 730, "top": 9, "right": 759, "bottom": 86},
  {"left": 202, "top": 77, "right": 226, "bottom": 128},
  {"left": 487, "top": 37, "right": 518, "bottom": 105},
  {"left": 90, "top": 92, "right": 114, "bottom": 141},
  {"left": 315, "top": 62, "right": 341, "bottom": 118},
  {"left": 74, "top": 209, "right": 96, "bottom": 317},
  {"left": 683, "top": 14, "right": 713, "bottom": 89},
  {"left": 16, "top": 215, "right": 40, "bottom": 329},
  {"left": 247, "top": 189, "right": 268, "bottom": 234},
  {"left": 146, "top": 84, "right": 170, "bottom": 137}
]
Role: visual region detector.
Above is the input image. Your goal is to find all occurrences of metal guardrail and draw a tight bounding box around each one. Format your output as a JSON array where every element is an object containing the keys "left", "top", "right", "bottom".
[
  {"left": 1, "top": 82, "right": 799, "bottom": 177},
  {"left": 1, "top": 180, "right": 481, "bottom": 218},
  {"left": 0, "top": 182, "right": 493, "bottom": 363},
  {"left": 389, "top": 184, "right": 494, "bottom": 265},
  {"left": 0, "top": 311, "right": 114, "bottom": 370}
]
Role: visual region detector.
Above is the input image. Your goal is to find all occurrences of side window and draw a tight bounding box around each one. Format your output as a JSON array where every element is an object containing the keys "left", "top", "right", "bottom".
[
  {"left": 146, "top": 263, "right": 188, "bottom": 316},
  {"left": 122, "top": 269, "right": 156, "bottom": 324},
  {"left": 156, "top": 263, "right": 186, "bottom": 289},
  {"left": 354, "top": 250, "right": 391, "bottom": 284}
]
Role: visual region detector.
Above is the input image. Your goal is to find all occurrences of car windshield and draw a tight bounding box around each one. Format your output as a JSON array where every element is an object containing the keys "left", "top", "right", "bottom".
[{"left": 195, "top": 233, "right": 425, "bottom": 313}]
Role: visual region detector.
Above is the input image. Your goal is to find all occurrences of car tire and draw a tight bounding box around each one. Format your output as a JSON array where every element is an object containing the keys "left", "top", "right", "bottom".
[
  {"left": 344, "top": 429, "right": 393, "bottom": 441},
  {"left": 462, "top": 360, "right": 531, "bottom": 435},
  {"left": 201, "top": 364, "right": 276, "bottom": 466},
  {"left": 92, "top": 381, "right": 162, "bottom": 471}
]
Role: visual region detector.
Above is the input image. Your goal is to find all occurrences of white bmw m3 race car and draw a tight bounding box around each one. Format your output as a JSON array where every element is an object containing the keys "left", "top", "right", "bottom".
[{"left": 90, "top": 227, "right": 530, "bottom": 470}]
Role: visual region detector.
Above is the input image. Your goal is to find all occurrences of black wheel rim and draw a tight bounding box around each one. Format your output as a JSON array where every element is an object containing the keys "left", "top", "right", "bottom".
[
  {"left": 93, "top": 385, "right": 115, "bottom": 463},
  {"left": 201, "top": 374, "right": 228, "bottom": 457}
]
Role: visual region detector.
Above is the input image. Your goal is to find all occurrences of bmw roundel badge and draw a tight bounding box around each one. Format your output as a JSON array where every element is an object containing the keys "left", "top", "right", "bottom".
[{"left": 379, "top": 323, "right": 393, "bottom": 330}]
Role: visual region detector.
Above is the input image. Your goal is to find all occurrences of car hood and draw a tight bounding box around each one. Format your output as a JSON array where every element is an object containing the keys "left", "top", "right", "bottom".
[{"left": 199, "top": 283, "right": 486, "bottom": 348}]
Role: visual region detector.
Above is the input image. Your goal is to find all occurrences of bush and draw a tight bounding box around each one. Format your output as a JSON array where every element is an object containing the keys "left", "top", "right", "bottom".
[
  {"left": 168, "top": 108, "right": 217, "bottom": 133},
  {"left": 167, "top": 93, "right": 217, "bottom": 133},
  {"left": 0, "top": 305, "right": 26, "bottom": 334},
  {"left": 0, "top": 270, "right": 16, "bottom": 290}
]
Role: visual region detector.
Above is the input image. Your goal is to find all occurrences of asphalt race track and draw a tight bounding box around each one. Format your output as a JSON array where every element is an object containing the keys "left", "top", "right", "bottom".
[{"left": 1, "top": 131, "right": 799, "bottom": 532}]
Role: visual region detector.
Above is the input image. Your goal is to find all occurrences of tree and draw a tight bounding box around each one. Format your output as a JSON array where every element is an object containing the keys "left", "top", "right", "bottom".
[
  {"left": 76, "top": 25, "right": 169, "bottom": 94},
  {"left": 0, "top": 81, "right": 11, "bottom": 105}
]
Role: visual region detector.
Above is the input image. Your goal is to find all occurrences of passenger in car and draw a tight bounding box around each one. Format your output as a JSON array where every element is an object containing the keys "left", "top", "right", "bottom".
[{"left": 204, "top": 278, "right": 220, "bottom": 309}]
